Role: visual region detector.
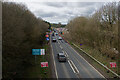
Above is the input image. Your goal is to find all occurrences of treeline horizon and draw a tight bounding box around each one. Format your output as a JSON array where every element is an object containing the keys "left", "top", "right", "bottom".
[
  {"left": 2, "top": 2, "right": 49, "bottom": 78},
  {"left": 51, "top": 23, "right": 66, "bottom": 28},
  {"left": 65, "top": 2, "right": 119, "bottom": 60}
]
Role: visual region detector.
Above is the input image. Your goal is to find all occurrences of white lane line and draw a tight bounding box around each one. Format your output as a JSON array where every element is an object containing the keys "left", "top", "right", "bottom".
[
  {"left": 59, "top": 43, "right": 68, "bottom": 57},
  {"left": 59, "top": 45, "right": 62, "bottom": 49},
  {"left": 64, "top": 51, "right": 68, "bottom": 57},
  {"left": 58, "top": 40, "right": 63, "bottom": 50},
  {"left": 70, "top": 60, "right": 79, "bottom": 74},
  {"left": 58, "top": 41, "right": 60, "bottom": 44},
  {"left": 68, "top": 60, "right": 76, "bottom": 73},
  {"left": 58, "top": 40, "right": 60, "bottom": 44},
  {"left": 50, "top": 37, "right": 58, "bottom": 79},
  {"left": 62, "top": 43, "right": 95, "bottom": 78},
  {"left": 68, "top": 60, "right": 79, "bottom": 74},
  {"left": 68, "top": 44, "right": 106, "bottom": 78}
]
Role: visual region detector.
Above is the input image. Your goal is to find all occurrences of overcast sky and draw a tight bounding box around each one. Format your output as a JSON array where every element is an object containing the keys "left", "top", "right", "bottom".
[{"left": 4, "top": 0, "right": 119, "bottom": 24}]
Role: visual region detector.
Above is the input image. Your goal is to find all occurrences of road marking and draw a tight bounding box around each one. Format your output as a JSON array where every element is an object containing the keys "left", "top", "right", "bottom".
[
  {"left": 57, "top": 40, "right": 60, "bottom": 44},
  {"left": 50, "top": 36, "right": 58, "bottom": 79},
  {"left": 59, "top": 45, "right": 63, "bottom": 49},
  {"left": 61, "top": 43, "right": 95, "bottom": 78},
  {"left": 68, "top": 60, "right": 76, "bottom": 73},
  {"left": 64, "top": 51, "right": 68, "bottom": 57},
  {"left": 59, "top": 43, "right": 68, "bottom": 57},
  {"left": 58, "top": 41, "right": 60, "bottom": 44},
  {"left": 70, "top": 60, "right": 79, "bottom": 74},
  {"left": 68, "top": 44, "right": 106, "bottom": 78},
  {"left": 68, "top": 60, "right": 79, "bottom": 74}
]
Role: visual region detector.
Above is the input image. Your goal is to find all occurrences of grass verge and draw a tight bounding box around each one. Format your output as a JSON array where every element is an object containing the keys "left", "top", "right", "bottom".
[{"left": 23, "top": 43, "right": 51, "bottom": 78}]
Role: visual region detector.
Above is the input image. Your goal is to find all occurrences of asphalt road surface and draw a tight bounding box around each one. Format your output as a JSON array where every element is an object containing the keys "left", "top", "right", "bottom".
[{"left": 50, "top": 33, "right": 106, "bottom": 79}]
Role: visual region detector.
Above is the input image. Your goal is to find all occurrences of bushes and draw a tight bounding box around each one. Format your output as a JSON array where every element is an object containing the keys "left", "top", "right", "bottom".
[
  {"left": 2, "top": 2, "right": 48, "bottom": 78},
  {"left": 65, "top": 2, "right": 118, "bottom": 60}
]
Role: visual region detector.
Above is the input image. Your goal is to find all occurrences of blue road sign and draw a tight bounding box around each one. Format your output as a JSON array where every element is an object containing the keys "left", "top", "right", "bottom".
[
  {"left": 80, "top": 44, "right": 82, "bottom": 46},
  {"left": 46, "top": 37, "right": 49, "bottom": 41},
  {"left": 32, "top": 49, "right": 40, "bottom": 55},
  {"left": 32, "top": 49, "right": 45, "bottom": 55}
]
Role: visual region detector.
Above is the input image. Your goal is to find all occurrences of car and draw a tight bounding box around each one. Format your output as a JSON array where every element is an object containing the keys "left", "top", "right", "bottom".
[
  {"left": 55, "top": 32, "right": 58, "bottom": 35},
  {"left": 52, "top": 33, "right": 54, "bottom": 36},
  {"left": 52, "top": 38, "right": 56, "bottom": 42},
  {"left": 58, "top": 37, "right": 62, "bottom": 40},
  {"left": 57, "top": 53, "right": 67, "bottom": 62}
]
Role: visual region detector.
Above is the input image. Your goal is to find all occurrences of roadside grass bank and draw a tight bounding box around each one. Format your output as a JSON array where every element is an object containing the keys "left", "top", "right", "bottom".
[
  {"left": 23, "top": 42, "right": 51, "bottom": 78},
  {"left": 2, "top": 2, "right": 50, "bottom": 79}
]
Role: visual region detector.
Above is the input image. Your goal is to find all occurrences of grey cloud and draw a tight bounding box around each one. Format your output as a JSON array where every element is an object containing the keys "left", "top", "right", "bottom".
[
  {"left": 65, "top": 10, "right": 74, "bottom": 15},
  {"left": 44, "top": 2, "right": 104, "bottom": 9},
  {"left": 60, "top": 2, "right": 100, "bottom": 8},
  {"left": 39, "top": 12, "right": 57, "bottom": 17},
  {"left": 76, "top": 2, "right": 98, "bottom": 7},
  {"left": 34, "top": 10, "right": 58, "bottom": 18},
  {"left": 28, "top": 2, "right": 104, "bottom": 24},
  {"left": 83, "top": 2, "right": 104, "bottom": 15},
  {"left": 84, "top": 7, "right": 96, "bottom": 15},
  {"left": 44, "top": 2, "right": 97, "bottom": 8},
  {"left": 44, "top": 2, "right": 67, "bottom": 8}
]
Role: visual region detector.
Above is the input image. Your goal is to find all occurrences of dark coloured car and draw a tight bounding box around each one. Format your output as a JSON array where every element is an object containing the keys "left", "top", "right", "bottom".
[
  {"left": 58, "top": 37, "right": 62, "bottom": 40},
  {"left": 52, "top": 33, "right": 54, "bottom": 36},
  {"left": 52, "top": 38, "right": 56, "bottom": 42},
  {"left": 57, "top": 53, "right": 66, "bottom": 62},
  {"left": 55, "top": 32, "right": 58, "bottom": 35}
]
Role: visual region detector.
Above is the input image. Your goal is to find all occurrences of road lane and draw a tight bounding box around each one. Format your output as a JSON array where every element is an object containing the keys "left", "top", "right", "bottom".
[
  {"left": 55, "top": 33, "right": 106, "bottom": 78},
  {"left": 59, "top": 39, "right": 105, "bottom": 78},
  {"left": 59, "top": 41, "right": 93, "bottom": 78},
  {"left": 51, "top": 33, "right": 105, "bottom": 79},
  {"left": 51, "top": 37, "right": 78, "bottom": 78}
]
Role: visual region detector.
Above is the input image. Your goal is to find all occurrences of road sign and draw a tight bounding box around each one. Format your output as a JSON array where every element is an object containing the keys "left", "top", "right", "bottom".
[
  {"left": 110, "top": 62, "right": 116, "bottom": 68},
  {"left": 32, "top": 49, "right": 40, "bottom": 55},
  {"left": 80, "top": 44, "right": 82, "bottom": 46},
  {"left": 45, "top": 35, "right": 49, "bottom": 37},
  {"left": 41, "top": 49, "right": 45, "bottom": 55},
  {"left": 41, "top": 62, "right": 48, "bottom": 67},
  {"left": 46, "top": 37, "right": 49, "bottom": 41},
  {"left": 32, "top": 49, "right": 45, "bottom": 55}
]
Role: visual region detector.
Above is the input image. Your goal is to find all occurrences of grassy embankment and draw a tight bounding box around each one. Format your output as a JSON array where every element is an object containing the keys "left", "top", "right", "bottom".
[
  {"left": 63, "top": 2, "right": 119, "bottom": 78},
  {"left": 24, "top": 43, "right": 51, "bottom": 78},
  {"left": 2, "top": 2, "right": 51, "bottom": 79}
]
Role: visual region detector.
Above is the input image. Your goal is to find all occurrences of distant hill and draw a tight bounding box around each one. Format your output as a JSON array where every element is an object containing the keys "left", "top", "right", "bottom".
[{"left": 51, "top": 23, "right": 66, "bottom": 28}]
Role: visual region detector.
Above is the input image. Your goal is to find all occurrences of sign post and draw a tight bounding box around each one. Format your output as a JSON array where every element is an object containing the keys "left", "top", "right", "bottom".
[
  {"left": 110, "top": 62, "right": 116, "bottom": 68},
  {"left": 35, "top": 55, "right": 36, "bottom": 64},
  {"left": 41, "top": 62, "right": 48, "bottom": 67},
  {"left": 32, "top": 49, "right": 45, "bottom": 64}
]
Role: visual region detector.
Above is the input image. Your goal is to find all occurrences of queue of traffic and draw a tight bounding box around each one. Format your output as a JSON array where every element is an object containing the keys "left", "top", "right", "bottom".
[{"left": 51, "top": 30, "right": 67, "bottom": 62}]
